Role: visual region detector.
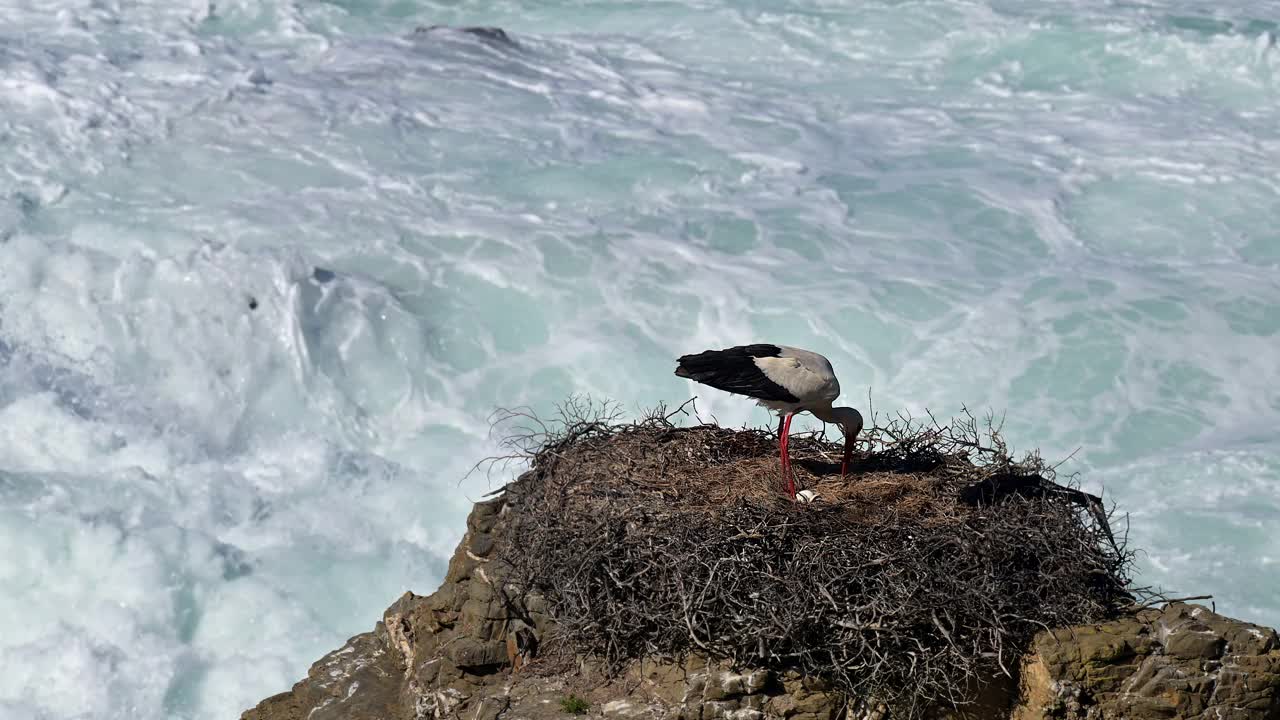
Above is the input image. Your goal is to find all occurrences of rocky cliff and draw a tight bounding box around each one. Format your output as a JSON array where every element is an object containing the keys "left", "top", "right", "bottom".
[{"left": 242, "top": 489, "right": 1280, "bottom": 720}]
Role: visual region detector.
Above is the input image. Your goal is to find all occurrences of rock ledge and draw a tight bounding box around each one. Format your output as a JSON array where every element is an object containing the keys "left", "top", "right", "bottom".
[{"left": 243, "top": 491, "right": 1280, "bottom": 720}]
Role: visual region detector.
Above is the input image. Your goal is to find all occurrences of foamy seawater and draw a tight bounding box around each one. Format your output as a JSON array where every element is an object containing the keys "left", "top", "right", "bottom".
[{"left": 1, "top": 0, "right": 1277, "bottom": 717}]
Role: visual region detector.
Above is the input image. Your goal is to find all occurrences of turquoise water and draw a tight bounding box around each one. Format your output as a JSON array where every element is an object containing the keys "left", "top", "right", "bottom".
[{"left": 1, "top": 1, "right": 1278, "bottom": 717}]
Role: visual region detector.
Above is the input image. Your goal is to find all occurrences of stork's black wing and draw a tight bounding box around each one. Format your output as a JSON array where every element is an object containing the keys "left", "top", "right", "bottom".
[{"left": 674, "top": 344, "right": 800, "bottom": 403}]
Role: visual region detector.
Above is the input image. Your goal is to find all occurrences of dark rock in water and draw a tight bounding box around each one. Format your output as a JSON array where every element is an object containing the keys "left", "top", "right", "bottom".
[
  {"left": 413, "top": 25, "right": 513, "bottom": 45},
  {"left": 246, "top": 67, "right": 271, "bottom": 87},
  {"left": 247, "top": 296, "right": 258, "bottom": 311},
  {"left": 13, "top": 191, "right": 39, "bottom": 216},
  {"left": 311, "top": 267, "right": 335, "bottom": 284}
]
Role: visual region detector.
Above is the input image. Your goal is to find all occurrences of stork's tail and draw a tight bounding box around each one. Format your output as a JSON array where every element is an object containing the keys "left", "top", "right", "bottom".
[{"left": 673, "top": 347, "right": 756, "bottom": 383}]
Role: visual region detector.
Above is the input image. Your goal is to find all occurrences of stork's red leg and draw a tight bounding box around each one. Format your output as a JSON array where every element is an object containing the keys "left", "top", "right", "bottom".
[
  {"left": 778, "top": 409, "right": 788, "bottom": 499},
  {"left": 777, "top": 414, "right": 789, "bottom": 497}
]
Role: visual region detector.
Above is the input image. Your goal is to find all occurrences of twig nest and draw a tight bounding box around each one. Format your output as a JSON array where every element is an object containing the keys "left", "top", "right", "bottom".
[{"left": 492, "top": 402, "right": 1134, "bottom": 719}]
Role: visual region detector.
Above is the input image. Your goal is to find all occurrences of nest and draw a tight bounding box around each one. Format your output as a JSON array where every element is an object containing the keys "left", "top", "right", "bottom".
[{"left": 485, "top": 399, "right": 1138, "bottom": 718}]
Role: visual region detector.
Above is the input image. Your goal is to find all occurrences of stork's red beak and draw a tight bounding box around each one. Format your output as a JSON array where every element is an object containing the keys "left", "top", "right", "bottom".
[
  {"left": 841, "top": 437, "right": 851, "bottom": 479},
  {"left": 841, "top": 423, "right": 861, "bottom": 479}
]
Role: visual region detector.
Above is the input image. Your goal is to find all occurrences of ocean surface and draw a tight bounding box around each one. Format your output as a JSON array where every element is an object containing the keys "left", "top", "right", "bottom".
[{"left": 1, "top": 0, "right": 1277, "bottom": 717}]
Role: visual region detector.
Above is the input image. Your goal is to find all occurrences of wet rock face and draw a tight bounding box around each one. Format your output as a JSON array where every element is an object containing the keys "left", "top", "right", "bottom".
[
  {"left": 242, "top": 492, "right": 520, "bottom": 720},
  {"left": 242, "top": 491, "right": 1280, "bottom": 720},
  {"left": 1014, "top": 602, "right": 1280, "bottom": 720},
  {"left": 245, "top": 629, "right": 402, "bottom": 720}
]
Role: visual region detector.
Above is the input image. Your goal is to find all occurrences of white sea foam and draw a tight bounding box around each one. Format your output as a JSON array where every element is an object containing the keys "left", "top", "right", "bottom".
[{"left": 1, "top": 0, "right": 1278, "bottom": 718}]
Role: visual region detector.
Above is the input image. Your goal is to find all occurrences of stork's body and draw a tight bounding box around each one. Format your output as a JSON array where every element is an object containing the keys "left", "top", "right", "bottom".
[{"left": 674, "top": 344, "right": 863, "bottom": 499}]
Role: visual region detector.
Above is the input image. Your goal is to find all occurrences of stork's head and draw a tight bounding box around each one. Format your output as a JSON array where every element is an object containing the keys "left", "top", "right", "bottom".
[
  {"left": 831, "top": 407, "right": 863, "bottom": 438},
  {"left": 831, "top": 407, "right": 863, "bottom": 478}
]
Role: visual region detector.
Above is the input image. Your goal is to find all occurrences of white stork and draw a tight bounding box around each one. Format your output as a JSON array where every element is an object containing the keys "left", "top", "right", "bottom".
[{"left": 675, "top": 344, "right": 864, "bottom": 499}]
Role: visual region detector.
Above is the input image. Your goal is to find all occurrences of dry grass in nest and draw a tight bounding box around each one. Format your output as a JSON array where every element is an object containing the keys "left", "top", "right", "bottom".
[{"left": 479, "top": 397, "right": 1142, "bottom": 719}]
